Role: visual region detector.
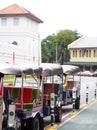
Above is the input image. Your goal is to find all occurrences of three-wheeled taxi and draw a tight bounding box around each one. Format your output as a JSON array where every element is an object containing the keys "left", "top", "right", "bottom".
[
  {"left": 0, "top": 64, "right": 44, "bottom": 130},
  {"left": 40, "top": 63, "right": 63, "bottom": 123},
  {"left": 61, "top": 65, "right": 81, "bottom": 109}
]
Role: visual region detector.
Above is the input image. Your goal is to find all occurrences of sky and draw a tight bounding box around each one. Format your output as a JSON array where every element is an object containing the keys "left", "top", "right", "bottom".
[{"left": 0, "top": 0, "right": 97, "bottom": 40}]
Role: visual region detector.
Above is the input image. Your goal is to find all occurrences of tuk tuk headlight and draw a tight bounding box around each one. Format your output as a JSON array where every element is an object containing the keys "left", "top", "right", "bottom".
[{"left": 9, "top": 111, "right": 14, "bottom": 116}]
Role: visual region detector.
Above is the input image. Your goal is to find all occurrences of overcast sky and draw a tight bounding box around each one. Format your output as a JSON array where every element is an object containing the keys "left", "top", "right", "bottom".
[{"left": 0, "top": 0, "right": 97, "bottom": 39}]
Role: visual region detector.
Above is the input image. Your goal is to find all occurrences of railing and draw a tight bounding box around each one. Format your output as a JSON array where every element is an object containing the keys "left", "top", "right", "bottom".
[{"left": 0, "top": 51, "right": 40, "bottom": 64}]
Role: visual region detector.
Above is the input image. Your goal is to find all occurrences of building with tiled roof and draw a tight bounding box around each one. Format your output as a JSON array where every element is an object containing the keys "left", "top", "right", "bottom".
[
  {"left": 66, "top": 36, "right": 97, "bottom": 72},
  {"left": 0, "top": 4, "right": 43, "bottom": 23},
  {"left": 0, "top": 4, "right": 43, "bottom": 64}
]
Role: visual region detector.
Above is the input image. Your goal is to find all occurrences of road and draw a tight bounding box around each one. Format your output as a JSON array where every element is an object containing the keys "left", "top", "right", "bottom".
[
  {"left": 44, "top": 76, "right": 97, "bottom": 129},
  {"left": 44, "top": 105, "right": 72, "bottom": 127},
  {"left": 58, "top": 99, "right": 97, "bottom": 130}
]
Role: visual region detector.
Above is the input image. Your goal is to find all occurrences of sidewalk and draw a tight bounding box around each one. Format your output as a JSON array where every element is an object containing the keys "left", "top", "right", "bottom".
[{"left": 58, "top": 100, "right": 97, "bottom": 130}]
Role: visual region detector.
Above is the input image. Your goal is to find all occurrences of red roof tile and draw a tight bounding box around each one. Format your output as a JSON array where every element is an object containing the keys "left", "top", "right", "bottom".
[{"left": 0, "top": 4, "right": 43, "bottom": 23}]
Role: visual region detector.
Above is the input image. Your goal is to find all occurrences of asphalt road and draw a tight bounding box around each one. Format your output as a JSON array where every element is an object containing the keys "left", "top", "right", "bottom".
[
  {"left": 44, "top": 76, "right": 97, "bottom": 129},
  {"left": 58, "top": 100, "right": 97, "bottom": 130},
  {"left": 44, "top": 105, "right": 72, "bottom": 128}
]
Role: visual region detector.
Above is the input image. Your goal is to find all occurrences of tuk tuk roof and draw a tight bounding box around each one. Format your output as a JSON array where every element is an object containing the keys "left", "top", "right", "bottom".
[
  {"left": 62, "top": 65, "right": 80, "bottom": 75},
  {"left": 0, "top": 64, "right": 42, "bottom": 75},
  {"left": 40, "top": 63, "right": 63, "bottom": 77}
]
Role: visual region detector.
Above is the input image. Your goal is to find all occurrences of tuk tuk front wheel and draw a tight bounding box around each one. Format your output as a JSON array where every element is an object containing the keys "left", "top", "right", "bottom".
[
  {"left": 26, "top": 115, "right": 43, "bottom": 130},
  {"left": 55, "top": 107, "right": 62, "bottom": 123},
  {"left": 75, "top": 97, "right": 80, "bottom": 109},
  {"left": 2, "top": 116, "right": 8, "bottom": 130}
]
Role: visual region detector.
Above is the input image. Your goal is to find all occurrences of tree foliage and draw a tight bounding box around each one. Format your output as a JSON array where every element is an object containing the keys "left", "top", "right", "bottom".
[{"left": 41, "top": 29, "right": 82, "bottom": 64}]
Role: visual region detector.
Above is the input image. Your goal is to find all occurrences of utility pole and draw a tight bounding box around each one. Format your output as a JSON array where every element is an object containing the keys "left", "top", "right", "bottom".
[{"left": 56, "top": 42, "right": 58, "bottom": 63}]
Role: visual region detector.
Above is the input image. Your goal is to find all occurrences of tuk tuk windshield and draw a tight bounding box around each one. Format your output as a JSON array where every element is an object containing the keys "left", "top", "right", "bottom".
[{"left": 14, "top": 75, "right": 40, "bottom": 88}]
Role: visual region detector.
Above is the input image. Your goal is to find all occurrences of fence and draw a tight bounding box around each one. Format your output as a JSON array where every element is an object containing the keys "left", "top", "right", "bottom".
[{"left": 0, "top": 51, "right": 40, "bottom": 65}]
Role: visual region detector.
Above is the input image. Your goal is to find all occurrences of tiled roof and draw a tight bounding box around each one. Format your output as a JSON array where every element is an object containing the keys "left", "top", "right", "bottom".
[
  {"left": 0, "top": 3, "right": 43, "bottom": 23},
  {"left": 68, "top": 36, "right": 97, "bottom": 49}
]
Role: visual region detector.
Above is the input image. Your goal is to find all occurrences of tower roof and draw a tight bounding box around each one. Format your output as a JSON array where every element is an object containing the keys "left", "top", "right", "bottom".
[{"left": 0, "top": 3, "right": 43, "bottom": 23}]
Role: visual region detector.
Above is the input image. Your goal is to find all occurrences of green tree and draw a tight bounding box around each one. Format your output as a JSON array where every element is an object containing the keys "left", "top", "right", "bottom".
[
  {"left": 41, "top": 29, "right": 81, "bottom": 64},
  {"left": 41, "top": 34, "right": 57, "bottom": 63}
]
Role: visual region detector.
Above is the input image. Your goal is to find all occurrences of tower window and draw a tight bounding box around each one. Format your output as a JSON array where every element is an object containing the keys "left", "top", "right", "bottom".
[
  {"left": 1, "top": 17, "right": 7, "bottom": 26},
  {"left": 13, "top": 17, "right": 19, "bottom": 26}
]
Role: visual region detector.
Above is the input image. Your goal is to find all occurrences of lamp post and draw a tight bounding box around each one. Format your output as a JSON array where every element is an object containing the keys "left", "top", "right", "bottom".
[
  {"left": 56, "top": 42, "right": 58, "bottom": 63},
  {"left": 94, "top": 82, "right": 97, "bottom": 99},
  {"left": 50, "top": 93, "right": 55, "bottom": 126},
  {"left": 86, "top": 85, "right": 89, "bottom": 104},
  {"left": 72, "top": 87, "right": 76, "bottom": 112}
]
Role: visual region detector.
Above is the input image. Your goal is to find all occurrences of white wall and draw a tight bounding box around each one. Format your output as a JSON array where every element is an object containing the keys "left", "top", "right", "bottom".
[
  {"left": 0, "top": 16, "right": 41, "bottom": 65},
  {"left": 0, "top": 41, "right": 40, "bottom": 64}
]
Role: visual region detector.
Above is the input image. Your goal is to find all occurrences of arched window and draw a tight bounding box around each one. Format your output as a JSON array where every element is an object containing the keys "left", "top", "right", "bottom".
[
  {"left": 76, "top": 50, "right": 77, "bottom": 57},
  {"left": 86, "top": 50, "right": 88, "bottom": 57},
  {"left": 73, "top": 50, "right": 75, "bottom": 57},
  {"left": 12, "top": 41, "right": 18, "bottom": 45},
  {"left": 89, "top": 50, "right": 91, "bottom": 57},
  {"left": 79, "top": 50, "right": 81, "bottom": 57},
  {"left": 94, "top": 50, "right": 96, "bottom": 57},
  {"left": 73, "top": 50, "right": 77, "bottom": 57}
]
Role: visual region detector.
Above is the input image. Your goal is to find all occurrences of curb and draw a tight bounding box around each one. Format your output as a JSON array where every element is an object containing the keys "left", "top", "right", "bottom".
[{"left": 45, "top": 124, "right": 58, "bottom": 130}]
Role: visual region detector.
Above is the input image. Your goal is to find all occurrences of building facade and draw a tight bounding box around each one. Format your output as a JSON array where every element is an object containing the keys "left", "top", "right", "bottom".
[
  {"left": 0, "top": 4, "right": 43, "bottom": 64},
  {"left": 67, "top": 36, "right": 97, "bottom": 72}
]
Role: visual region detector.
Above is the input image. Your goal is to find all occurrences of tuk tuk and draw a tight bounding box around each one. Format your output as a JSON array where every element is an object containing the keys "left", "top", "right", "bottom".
[
  {"left": 0, "top": 64, "right": 44, "bottom": 130},
  {"left": 62, "top": 65, "right": 81, "bottom": 109},
  {"left": 40, "top": 63, "right": 63, "bottom": 123}
]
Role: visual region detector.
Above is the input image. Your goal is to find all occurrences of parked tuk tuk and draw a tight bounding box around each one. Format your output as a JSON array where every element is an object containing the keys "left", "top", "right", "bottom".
[
  {"left": 0, "top": 64, "right": 44, "bottom": 130},
  {"left": 61, "top": 65, "right": 81, "bottom": 109},
  {"left": 40, "top": 63, "right": 63, "bottom": 124}
]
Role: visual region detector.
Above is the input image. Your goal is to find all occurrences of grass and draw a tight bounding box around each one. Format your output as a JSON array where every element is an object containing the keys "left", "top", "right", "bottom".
[
  {"left": 3, "top": 75, "right": 36, "bottom": 85},
  {"left": 4, "top": 75, "right": 15, "bottom": 85},
  {"left": 4, "top": 75, "right": 14, "bottom": 80}
]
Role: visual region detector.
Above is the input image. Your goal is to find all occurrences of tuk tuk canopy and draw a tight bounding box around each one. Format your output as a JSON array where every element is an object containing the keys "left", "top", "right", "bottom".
[
  {"left": 0, "top": 64, "right": 42, "bottom": 76},
  {"left": 62, "top": 65, "right": 80, "bottom": 75},
  {"left": 40, "top": 63, "right": 63, "bottom": 77}
]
